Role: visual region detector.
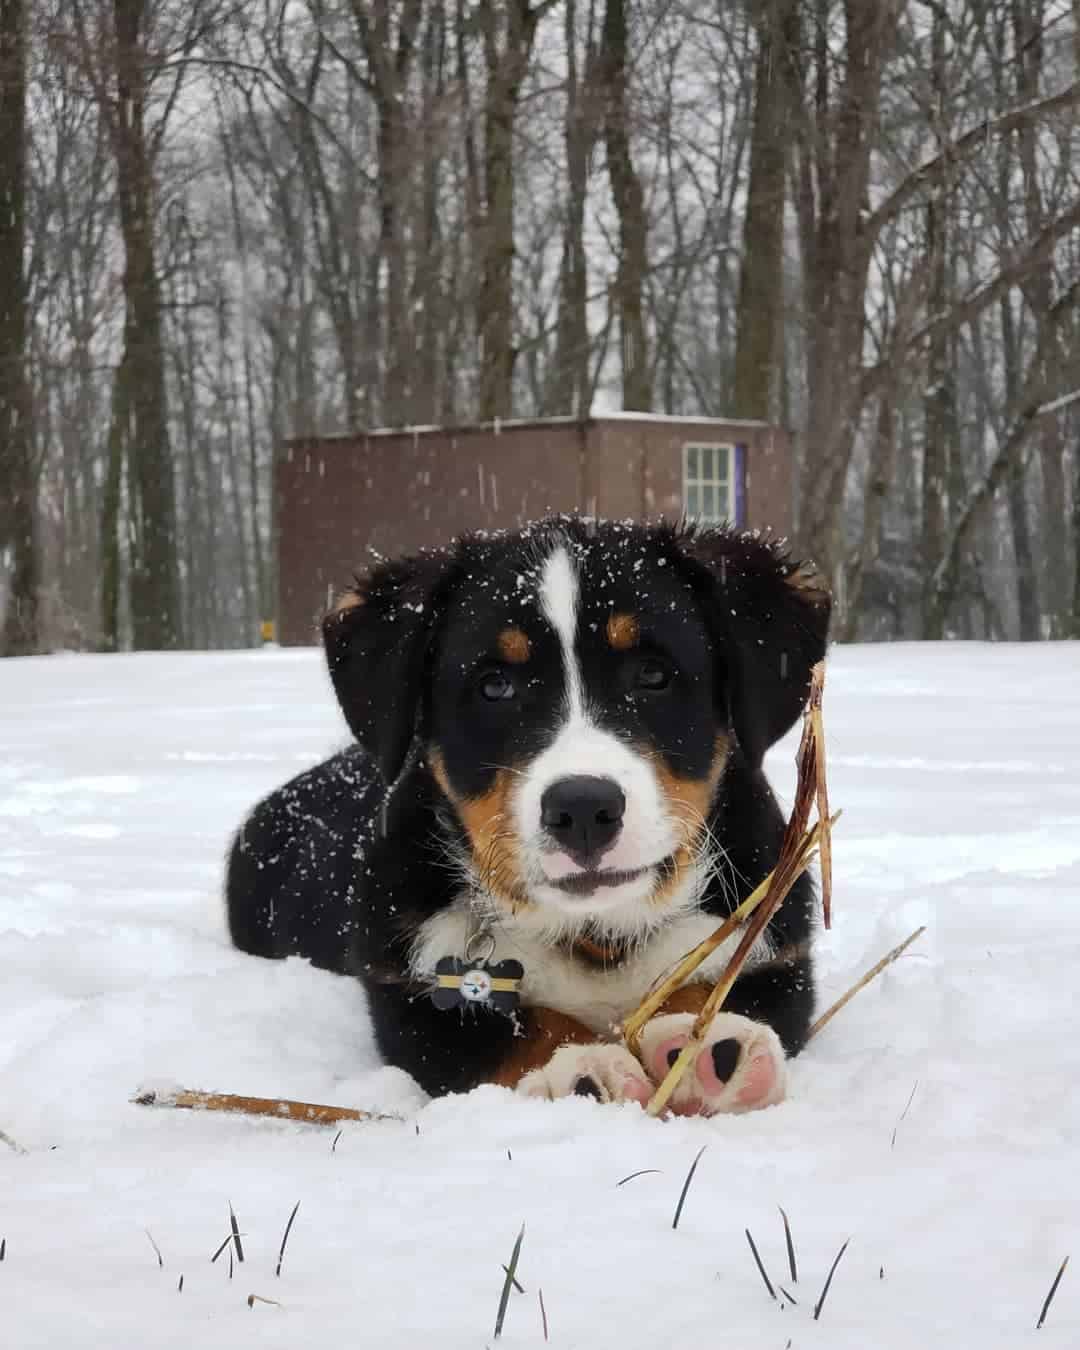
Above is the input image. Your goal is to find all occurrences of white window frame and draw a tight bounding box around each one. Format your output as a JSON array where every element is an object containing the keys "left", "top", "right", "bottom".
[{"left": 682, "top": 443, "right": 735, "bottom": 525}]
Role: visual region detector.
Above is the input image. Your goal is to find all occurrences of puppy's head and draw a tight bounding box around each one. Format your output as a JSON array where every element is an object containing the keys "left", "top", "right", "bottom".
[{"left": 324, "top": 520, "right": 830, "bottom": 932}]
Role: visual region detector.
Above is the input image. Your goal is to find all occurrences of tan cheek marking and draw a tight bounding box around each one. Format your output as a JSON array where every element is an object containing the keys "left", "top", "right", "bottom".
[
  {"left": 649, "top": 734, "right": 731, "bottom": 909},
  {"left": 606, "top": 611, "right": 640, "bottom": 651},
  {"left": 785, "top": 563, "right": 830, "bottom": 602},
  {"left": 332, "top": 586, "right": 365, "bottom": 613},
  {"left": 429, "top": 750, "right": 531, "bottom": 911},
  {"left": 489, "top": 1008, "right": 599, "bottom": 1088},
  {"left": 497, "top": 626, "right": 531, "bottom": 664}
]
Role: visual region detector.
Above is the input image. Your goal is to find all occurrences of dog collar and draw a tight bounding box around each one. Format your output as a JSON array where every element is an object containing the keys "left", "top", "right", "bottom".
[{"left": 561, "top": 933, "right": 635, "bottom": 968}]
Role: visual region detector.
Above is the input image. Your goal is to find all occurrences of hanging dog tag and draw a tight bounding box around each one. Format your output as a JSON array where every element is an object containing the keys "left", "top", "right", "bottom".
[{"left": 431, "top": 956, "right": 523, "bottom": 1013}]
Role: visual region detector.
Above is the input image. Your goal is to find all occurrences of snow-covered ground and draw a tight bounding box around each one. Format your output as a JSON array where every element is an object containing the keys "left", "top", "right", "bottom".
[{"left": 1, "top": 643, "right": 1078, "bottom": 1348}]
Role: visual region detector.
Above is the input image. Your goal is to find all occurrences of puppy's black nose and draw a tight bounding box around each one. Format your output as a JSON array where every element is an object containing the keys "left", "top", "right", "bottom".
[{"left": 541, "top": 776, "right": 625, "bottom": 863}]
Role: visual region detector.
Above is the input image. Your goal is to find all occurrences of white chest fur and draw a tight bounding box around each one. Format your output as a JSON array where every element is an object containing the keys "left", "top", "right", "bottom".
[{"left": 409, "top": 902, "right": 772, "bottom": 1037}]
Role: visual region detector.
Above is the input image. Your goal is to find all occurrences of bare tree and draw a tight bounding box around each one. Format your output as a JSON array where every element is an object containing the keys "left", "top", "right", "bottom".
[
  {"left": 732, "top": 0, "right": 798, "bottom": 421},
  {"left": 0, "top": 0, "right": 37, "bottom": 653},
  {"left": 598, "top": 0, "right": 650, "bottom": 410}
]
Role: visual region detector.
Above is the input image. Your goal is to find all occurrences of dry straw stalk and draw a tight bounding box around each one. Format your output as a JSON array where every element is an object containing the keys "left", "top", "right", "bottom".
[{"left": 624, "top": 662, "right": 837, "bottom": 1116}]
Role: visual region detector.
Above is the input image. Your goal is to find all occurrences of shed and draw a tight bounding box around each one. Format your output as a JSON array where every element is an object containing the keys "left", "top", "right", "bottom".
[{"left": 276, "top": 413, "right": 793, "bottom": 645}]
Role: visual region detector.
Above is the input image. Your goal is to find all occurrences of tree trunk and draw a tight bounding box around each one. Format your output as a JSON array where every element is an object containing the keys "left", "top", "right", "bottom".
[
  {"left": 843, "top": 390, "right": 898, "bottom": 640},
  {"left": 109, "top": 0, "right": 181, "bottom": 649},
  {"left": 600, "top": 0, "right": 651, "bottom": 411},
  {"left": 792, "top": 1, "right": 900, "bottom": 584},
  {"left": 476, "top": 1, "right": 544, "bottom": 421},
  {"left": 353, "top": 0, "right": 424, "bottom": 426},
  {"left": 732, "top": 0, "right": 797, "bottom": 421},
  {"left": 1012, "top": 0, "right": 1069, "bottom": 635},
  {"left": 920, "top": 7, "right": 952, "bottom": 639},
  {"left": 1071, "top": 411, "right": 1080, "bottom": 637},
  {"left": 1007, "top": 453, "right": 1041, "bottom": 640},
  {"left": 547, "top": 0, "right": 595, "bottom": 418},
  {"left": 0, "top": 0, "right": 38, "bottom": 655}
]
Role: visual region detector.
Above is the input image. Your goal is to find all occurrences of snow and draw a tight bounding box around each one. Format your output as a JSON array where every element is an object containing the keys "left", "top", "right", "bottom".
[{"left": 2, "top": 642, "right": 1079, "bottom": 1348}]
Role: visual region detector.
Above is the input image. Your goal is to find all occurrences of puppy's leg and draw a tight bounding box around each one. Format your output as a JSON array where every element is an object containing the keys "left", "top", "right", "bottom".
[
  {"left": 368, "top": 982, "right": 632, "bottom": 1100},
  {"left": 515, "top": 1037, "right": 654, "bottom": 1107}
]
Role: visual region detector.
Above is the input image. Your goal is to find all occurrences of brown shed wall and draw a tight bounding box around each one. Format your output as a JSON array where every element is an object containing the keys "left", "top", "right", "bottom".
[{"left": 277, "top": 416, "right": 792, "bottom": 644}]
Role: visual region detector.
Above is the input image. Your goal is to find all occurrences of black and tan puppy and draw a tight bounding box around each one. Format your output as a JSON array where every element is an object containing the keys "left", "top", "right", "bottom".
[{"left": 226, "top": 518, "right": 830, "bottom": 1114}]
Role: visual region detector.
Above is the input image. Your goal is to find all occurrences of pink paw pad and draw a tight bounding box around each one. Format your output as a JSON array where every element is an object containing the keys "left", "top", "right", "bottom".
[
  {"left": 735, "top": 1052, "right": 779, "bottom": 1108},
  {"left": 637, "top": 1011, "right": 788, "bottom": 1116}
]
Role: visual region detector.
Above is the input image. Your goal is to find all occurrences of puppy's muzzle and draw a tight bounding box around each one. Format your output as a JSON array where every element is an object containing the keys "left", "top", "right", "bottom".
[{"left": 540, "top": 775, "right": 625, "bottom": 869}]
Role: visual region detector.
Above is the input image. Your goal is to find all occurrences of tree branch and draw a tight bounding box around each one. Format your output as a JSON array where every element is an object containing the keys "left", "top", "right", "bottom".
[{"left": 865, "top": 77, "right": 1080, "bottom": 241}]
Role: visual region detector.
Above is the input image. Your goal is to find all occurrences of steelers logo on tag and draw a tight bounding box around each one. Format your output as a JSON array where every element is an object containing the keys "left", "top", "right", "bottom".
[
  {"left": 460, "top": 968, "right": 493, "bottom": 1003},
  {"left": 430, "top": 956, "right": 524, "bottom": 1014}
]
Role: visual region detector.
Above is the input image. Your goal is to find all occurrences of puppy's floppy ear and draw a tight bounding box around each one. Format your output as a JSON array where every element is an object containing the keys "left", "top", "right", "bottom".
[
  {"left": 673, "top": 525, "right": 831, "bottom": 766},
  {"left": 322, "top": 549, "right": 454, "bottom": 785}
]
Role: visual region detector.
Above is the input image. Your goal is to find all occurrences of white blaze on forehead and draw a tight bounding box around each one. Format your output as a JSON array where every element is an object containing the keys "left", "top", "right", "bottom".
[{"left": 539, "top": 544, "right": 585, "bottom": 719}]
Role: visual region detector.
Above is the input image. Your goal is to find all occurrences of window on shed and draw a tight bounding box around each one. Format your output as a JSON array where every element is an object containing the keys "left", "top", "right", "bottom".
[{"left": 683, "top": 444, "right": 735, "bottom": 524}]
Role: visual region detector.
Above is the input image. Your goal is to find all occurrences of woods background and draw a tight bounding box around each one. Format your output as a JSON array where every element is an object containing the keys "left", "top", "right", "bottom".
[{"left": 1, "top": 0, "right": 1079, "bottom": 654}]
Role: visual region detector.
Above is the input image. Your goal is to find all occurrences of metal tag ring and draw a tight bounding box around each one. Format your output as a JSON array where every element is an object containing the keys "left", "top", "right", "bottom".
[{"left": 464, "top": 930, "right": 496, "bottom": 966}]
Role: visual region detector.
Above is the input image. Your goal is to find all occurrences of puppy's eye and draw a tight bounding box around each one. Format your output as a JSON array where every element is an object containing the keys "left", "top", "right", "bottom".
[
  {"left": 635, "top": 658, "right": 672, "bottom": 692},
  {"left": 478, "top": 668, "right": 517, "bottom": 702}
]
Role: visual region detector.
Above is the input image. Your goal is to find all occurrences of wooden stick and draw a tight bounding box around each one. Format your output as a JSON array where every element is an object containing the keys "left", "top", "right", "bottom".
[
  {"left": 621, "top": 817, "right": 835, "bottom": 1060},
  {"left": 132, "top": 1087, "right": 396, "bottom": 1126},
  {"left": 644, "top": 821, "right": 833, "bottom": 1117},
  {"left": 642, "top": 666, "right": 835, "bottom": 1115},
  {"left": 0, "top": 1127, "right": 26, "bottom": 1155},
  {"left": 806, "top": 926, "right": 927, "bottom": 1042},
  {"left": 807, "top": 671, "right": 834, "bottom": 929}
]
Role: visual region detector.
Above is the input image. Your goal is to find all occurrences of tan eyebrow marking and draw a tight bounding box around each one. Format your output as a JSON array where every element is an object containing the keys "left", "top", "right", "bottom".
[
  {"left": 496, "top": 627, "right": 531, "bottom": 664},
  {"left": 332, "top": 586, "right": 365, "bottom": 613},
  {"left": 606, "top": 612, "right": 640, "bottom": 651}
]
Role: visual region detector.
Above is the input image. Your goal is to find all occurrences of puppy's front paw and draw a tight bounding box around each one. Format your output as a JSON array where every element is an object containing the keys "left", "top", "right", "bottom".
[
  {"left": 638, "top": 1012, "right": 787, "bottom": 1116},
  {"left": 518, "top": 1043, "right": 653, "bottom": 1106}
]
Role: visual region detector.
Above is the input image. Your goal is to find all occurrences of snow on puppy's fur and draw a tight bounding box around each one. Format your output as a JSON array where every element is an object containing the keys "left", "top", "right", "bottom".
[{"left": 227, "top": 517, "right": 831, "bottom": 1110}]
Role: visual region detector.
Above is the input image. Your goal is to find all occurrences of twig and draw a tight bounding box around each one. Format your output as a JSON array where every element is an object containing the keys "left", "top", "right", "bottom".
[
  {"left": 636, "top": 667, "right": 836, "bottom": 1116},
  {"left": 805, "top": 668, "right": 834, "bottom": 928},
  {"left": 891, "top": 1080, "right": 919, "bottom": 1149},
  {"left": 229, "top": 1204, "right": 245, "bottom": 1263},
  {"left": 0, "top": 1128, "right": 26, "bottom": 1154},
  {"left": 1036, "top": 1255, "right": 1070, "bottom": 1330},
  {"left": 807, "top": 927, "right": 927, "bottom": 1042},
  {"left": 247, "top": 1293, "right": 282, "bottom": 1309},
  {"left": 813, "top": 1239, "right": 850, "bottom": 1321},
  {"left": 144, "top": 1228, "right": 164, "bottom": 1269},
  {"left": 133, "top": 1087, "right": 395, "bottom": 1127},
  {"left": 615, "top": 1169, "right": 661, "bottom": 1187},
  {"left": 621, "top": 819, "right": 832, "bottom": 1060},
  {"left": 275, "top": 1202, "right": 301, "bottom": 1278},
  {"left": 672, "top": 1146, "right": 707, "bottom": 1231},
  {"left": 210, "top": 1233, "right": 233, "bottom": 1263},
  {"left": 778, "top": 1206, "right": 798, "bottom": 1283},
  {"left": 177, "top": 1274, "right": 184, "bottom": 1292},
  {"left": 501, "top": 1263, "right": 525, "bottom": 1293},
  {"left": 494, "top": 1225, "right": 525, "bottom": 1338},
  {"left": 745, "top": 1228, "right": 776, "bottom": 1299},
  {"left": 538, "top": 1287, "right": 549, "bottom": 1341}
]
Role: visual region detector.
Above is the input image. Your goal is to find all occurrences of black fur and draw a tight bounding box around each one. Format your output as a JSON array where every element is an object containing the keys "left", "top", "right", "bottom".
[{"left": 227, "top": 519, "right": 830, "bottom": 1097}]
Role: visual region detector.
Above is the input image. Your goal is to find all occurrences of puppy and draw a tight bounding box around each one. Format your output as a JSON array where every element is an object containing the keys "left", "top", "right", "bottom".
[{"left": 226, "top": 518, "right": 830, "bottom": 1114}]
